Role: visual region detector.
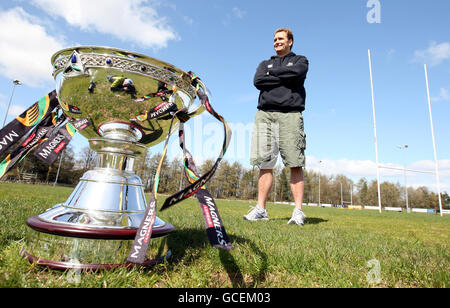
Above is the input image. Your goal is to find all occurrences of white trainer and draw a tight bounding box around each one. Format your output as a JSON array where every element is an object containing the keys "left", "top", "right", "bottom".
[
  {"left": 243, "top": 206, "right": 269, "bottom": 221},
  {"left": 287, "top": 208, "right": 306, "bottom": 226}
]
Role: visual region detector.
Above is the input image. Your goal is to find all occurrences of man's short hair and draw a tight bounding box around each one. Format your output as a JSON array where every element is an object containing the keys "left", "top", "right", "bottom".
[{"left": 274, "top": 28, "right": 294, "bottom": 49}]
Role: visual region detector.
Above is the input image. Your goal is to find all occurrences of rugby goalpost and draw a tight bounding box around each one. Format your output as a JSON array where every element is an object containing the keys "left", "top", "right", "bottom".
[{"left": 367, "top": 50, "right": 444, "bottom": 216}]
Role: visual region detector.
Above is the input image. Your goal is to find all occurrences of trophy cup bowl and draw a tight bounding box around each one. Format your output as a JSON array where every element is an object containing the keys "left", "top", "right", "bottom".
[{"left": 23, "top": 46, "right": 204, "bottom": 270}]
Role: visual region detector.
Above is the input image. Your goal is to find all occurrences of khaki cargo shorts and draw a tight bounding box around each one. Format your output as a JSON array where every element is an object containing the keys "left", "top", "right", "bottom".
[{"left": 250, "top": 110, "right": 306, "bottom": 169}]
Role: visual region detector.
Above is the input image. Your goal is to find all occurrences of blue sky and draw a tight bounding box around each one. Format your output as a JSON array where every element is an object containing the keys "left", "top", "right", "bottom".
[{"left": 0, "top": 0, "right": 449, "bottom": 193}]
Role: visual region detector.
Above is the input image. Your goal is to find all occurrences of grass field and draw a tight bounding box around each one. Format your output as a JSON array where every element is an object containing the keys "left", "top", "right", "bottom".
[{"left": 0, "top": 182, "right": 448, "bottom": 288}]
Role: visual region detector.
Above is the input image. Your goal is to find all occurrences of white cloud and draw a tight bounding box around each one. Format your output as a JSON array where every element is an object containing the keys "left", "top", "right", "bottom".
[
  {"left": 431, "top": 87, "right": 450, "bottom": 102},
  {"left": 386, "top": 48, "right": 396, "bottom": 61},
  {"left": 223, "top": 7, "right": 247, "bottom": 26},
  {"left": 0, "top": 7, "right": 65, "bottom": 87},
  {"left": 30, "top": 0, "right": 178, "bottom": 49},
  {"left": 232, "top": 7, "right": 246, "bottom": 19},
  {"left": 409, "top": 159, "right": 450, "bottom": 178},
  {"left": 183, "top": 16, "right": 194, "bottom": 25},
  {"left": 306, "top": 156, "right": 450, "bottom": 187},
  {"left": 414, "top": 41, "right": 450, "bottom": 66},
  {"left": 8, "top": 105, "right": 28, "bottom": 117},
  {"left": 307, "top": 156, "right": 379, "bottom": 178},
  {"left": 0, "top": 91, "right": 27, "bottom": 122}
]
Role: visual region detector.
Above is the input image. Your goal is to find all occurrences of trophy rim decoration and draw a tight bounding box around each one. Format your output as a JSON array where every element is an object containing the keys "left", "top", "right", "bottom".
[
  {"left": 50, "top": 45, "right": 203, "bottom": 146},
  {"left": 51, "top": 45, "right": 197, "bottom": 100}
]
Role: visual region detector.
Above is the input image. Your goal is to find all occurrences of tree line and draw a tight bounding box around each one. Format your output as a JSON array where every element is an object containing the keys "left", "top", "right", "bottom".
[{"left": 2, "top": 145, "right": 448, "bottom": 211}]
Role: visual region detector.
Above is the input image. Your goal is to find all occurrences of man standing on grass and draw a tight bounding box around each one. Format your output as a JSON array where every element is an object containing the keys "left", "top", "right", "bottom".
[{"left": 243, "top": 28, "right": 309, "bottom": 226}]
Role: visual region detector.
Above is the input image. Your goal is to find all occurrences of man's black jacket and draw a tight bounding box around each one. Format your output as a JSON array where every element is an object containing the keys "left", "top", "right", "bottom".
[{"left": 253, "top": 52, "right": 308, "bottom": 113}]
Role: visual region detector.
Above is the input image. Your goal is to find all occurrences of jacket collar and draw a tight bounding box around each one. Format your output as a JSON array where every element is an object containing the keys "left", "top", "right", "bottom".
[{"left": 271, "top": 51, "right": 296, "bottom": 59}]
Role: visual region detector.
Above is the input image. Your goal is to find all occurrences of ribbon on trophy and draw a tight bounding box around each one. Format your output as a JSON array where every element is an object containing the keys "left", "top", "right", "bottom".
[
  {"left": 160, "top": 73, "right": 232, "bottom": 213},
  {"left": 134, "top": 81, "right": 176, "bottom": 103},
  {"left": 131, "top": 82, "right": 178, "bottom": 122},
  {"left": 178, "top": 122, "right": 232, "bottom": 250},
  {"left": 32, "top": 119, "right": 87, "bottom": 165},
  {"left": 32, "top": 117, "right": 90, "bottom": 165},
  {"left": 131, "top": 100, "right": 178, "bottom": 122},
  {"left": 0, "top": 90, "right": 59, "bottom": 155},
  {"left": 127, "top": 107, "right": 188, "bottom": 264},
  {"left": 0, "top": 90, "right": 91, "bottom": 178},
  {"left": 0, "top": 110, "right": 63, "bottom": 178},
  {"left": 57, "top": 96, "right": 82, "bottom": 114},
  {"left": 0, "top": 91, "right": 60, "bottom": 178},
  {"left": 173, "top": 73, "right": 231, "bottom": 250},
  {"left": 127, "top": 72, "right": 232, "bottom": 264}
]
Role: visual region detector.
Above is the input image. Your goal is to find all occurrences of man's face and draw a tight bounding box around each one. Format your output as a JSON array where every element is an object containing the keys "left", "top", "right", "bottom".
[{"left": 273, "top": 31, "right": 292, "bottom": 56}]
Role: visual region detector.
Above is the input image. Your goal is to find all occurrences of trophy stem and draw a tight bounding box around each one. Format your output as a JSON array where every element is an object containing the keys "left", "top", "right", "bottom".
[{"left": 96, "top": 152, "right": 135, "bottom": 172}]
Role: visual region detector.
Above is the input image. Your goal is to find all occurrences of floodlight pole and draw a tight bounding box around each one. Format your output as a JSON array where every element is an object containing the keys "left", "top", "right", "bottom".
[
  {"left": 397, "top": 144, "right": 409, "bottom": 213},
  {"left": 368, "top": 50, "right": 382, "bottom": 213},
  {"left": 53, "top": 151, "right": 64, "bottom": 187},
  {"left": 424, "top": 64, "right": 443, "bottom": 216},
  {"left": 318, "top": 160, "right": 322, "bottom": 206},
  {"left": 350, "top": 183, "right": 353, "bottom": 206},
  {"left": 2, "top": 80, "right": 22, "bottom": 128}
]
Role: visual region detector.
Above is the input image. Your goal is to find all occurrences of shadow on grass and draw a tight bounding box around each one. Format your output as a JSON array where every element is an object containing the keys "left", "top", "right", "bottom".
[
  {"left": 305, "top": 217, "right": 328, "bottom": 225},
  {"left": 167, "top": 228, "right": 267, "bottom": 287},
  {"left": 269, "top": 217, "right": 328, "bottom": 225}
]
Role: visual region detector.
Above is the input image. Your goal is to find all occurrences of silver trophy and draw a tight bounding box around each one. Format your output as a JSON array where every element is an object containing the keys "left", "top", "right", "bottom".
[{"left": 23, "top": 46, "right": 204, "bottom": 269}]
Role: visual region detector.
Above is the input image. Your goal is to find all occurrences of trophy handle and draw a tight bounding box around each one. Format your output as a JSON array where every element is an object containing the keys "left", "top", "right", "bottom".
[{"left": 187, "top": 102, "right": 206, "bottom": 118}]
